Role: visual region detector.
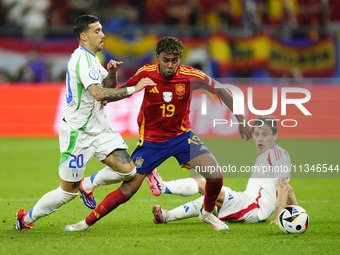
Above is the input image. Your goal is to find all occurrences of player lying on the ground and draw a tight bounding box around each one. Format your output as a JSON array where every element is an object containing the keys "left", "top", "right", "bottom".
[{"left": 148, "top": 116, "right": 298, "bottom": 224}]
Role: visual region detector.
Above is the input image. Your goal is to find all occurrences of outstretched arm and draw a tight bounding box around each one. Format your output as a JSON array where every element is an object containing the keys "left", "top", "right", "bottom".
[
  {"left": 270, "top": 178, "right": 298, "bottom": 225},
  {"left": 88, "top": 77, "right": 156, "bottom": 102},
  {"left": 215, "top": 87, "right": 252, "bottom": 141}
]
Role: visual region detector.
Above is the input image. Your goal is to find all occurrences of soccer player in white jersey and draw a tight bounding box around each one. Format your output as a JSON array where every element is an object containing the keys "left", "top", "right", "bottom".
[
  {"left": 149, "top": 116, "right": 298, "bottom": 224},
  {"left": 15, "top": 14, "right": 156, "bottom": 230}
]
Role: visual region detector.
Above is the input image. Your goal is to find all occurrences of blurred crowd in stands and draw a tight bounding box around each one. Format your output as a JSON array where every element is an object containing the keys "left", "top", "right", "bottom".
[
  {"left": 0, "top": 0, "right": 339, "bottom": 83},
  {"left": 1, "top": 0, "right": 339, "bottom": 38}
]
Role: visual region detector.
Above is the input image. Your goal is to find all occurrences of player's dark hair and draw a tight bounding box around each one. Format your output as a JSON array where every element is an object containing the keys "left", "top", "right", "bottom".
[
  {"left": 156, "top": 37, "right": 184, "bottom": 55},
  {"left": 252, "top": 116, "right": 278, "bottom": 135},
  {"left": 73, "top": 15, "right": 99, "bottom": 41}
]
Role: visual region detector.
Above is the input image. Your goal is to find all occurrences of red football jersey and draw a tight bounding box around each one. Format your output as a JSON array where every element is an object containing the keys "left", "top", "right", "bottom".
[{"left": 126, "top": 63, "right": 217, "bottom": 142}]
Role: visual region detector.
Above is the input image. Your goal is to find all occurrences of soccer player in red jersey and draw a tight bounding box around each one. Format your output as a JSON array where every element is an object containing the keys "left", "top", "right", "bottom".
[{"left": 64, "top": 36, "right": 252, "bottom": 231}]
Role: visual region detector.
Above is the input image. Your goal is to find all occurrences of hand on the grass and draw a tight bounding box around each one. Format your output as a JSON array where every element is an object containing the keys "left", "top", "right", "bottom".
[{"left": 270, "top": 219, "right": 278, "bottom": 225}]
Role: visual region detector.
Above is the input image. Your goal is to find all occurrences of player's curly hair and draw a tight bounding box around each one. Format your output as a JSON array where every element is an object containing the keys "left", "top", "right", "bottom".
[
  {"left": 73, "top": 14, "right": 99, "bottom": 41},
  {"left": 156, "top": 37, "right": 184, "bottom": 55},
  {"left": 252, "top": 116, "right": 278, "bottom": 134}
]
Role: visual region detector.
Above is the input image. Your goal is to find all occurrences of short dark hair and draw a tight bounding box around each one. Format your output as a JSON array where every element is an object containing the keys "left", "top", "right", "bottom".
[
  {"left": 73, "top": 15, "right": 99, "bottom": 41},
  {"left": 252, "top": 116, "right": 278, "bottom": 135},
  {"left": 156, "top": 36, "right": 184, "bottom": 55}
]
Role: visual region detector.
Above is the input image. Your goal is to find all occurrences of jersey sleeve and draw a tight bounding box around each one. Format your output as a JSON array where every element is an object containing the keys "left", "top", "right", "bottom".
[
  {"left": 268, "top": 148, "right": 291, "bottom": 179},
  {"left": 187, "top": 67, "right": 222, "bottom": 105},
  {"left": 126, "top": 66, "right": 146, "bottom": 87},
  {"left": 78, "top": 55, "right": 103, "bottom": 89},
  {"left": 99, "top": 64, "right": 108, "bottom": 82},
  {"left": 188, "top": 67, "right": 216, "bottom": 90}
]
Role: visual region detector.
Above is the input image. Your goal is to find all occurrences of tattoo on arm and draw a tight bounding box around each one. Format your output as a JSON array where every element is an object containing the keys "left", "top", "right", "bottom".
[
  {"left": 103, "top": 73, "right": 117, "bottom": 88},
  {"left": 88, "top": 83, "right": 130, "bottom": 101},
  {"left": 102, "top": 88, "right": 129, "bottom": 101}
]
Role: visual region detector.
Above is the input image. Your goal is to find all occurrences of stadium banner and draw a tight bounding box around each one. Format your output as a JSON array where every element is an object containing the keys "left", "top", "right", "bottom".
[
  {"left": 1, "top": 34, "right": 338, "bottom": 83},
  {"left": 0, "top": 36, "right": 78, "bottom": 81},
  {"left": 267, "top": 36, "right": 336, "bottom": 78},
  {"left": 0, "top": 83, "right": 339, "bottom": 139},
  {"left": 208, "top": 33, "right": 269, "bottom": 75}
]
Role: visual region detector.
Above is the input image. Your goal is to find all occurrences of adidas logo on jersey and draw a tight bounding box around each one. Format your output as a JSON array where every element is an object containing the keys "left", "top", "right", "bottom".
[
  {"left": 228, "top": 193, "right": 234, "bottom": 200},
  {"left": 150, "top": 87, "right": 159, "bottom": 93}
]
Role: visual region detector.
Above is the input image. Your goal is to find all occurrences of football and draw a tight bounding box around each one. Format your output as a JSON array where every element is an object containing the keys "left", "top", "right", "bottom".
[{"left": 278, "top": 205, "right": 309, "bottom": 234}]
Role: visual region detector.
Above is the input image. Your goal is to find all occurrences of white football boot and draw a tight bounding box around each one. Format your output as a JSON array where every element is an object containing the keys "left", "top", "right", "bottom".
[{"left": 199, "top": 207, "right": 229, "bottom": 231}]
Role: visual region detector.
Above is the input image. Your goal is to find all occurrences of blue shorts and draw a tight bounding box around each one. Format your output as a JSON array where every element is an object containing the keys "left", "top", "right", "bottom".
[{"left": 131, "top": 130, "right": 211, "bottom": 174}]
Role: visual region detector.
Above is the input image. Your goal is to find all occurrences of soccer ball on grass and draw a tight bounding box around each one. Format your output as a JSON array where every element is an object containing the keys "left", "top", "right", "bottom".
[{"left": 278, "top": 205, "right": 309, "bottom": 234}]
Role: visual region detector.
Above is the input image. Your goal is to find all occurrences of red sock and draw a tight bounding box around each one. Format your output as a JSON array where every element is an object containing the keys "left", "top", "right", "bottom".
[
  {"left": 85, "top": 188, "right": 129, "bottom": 226},
  {"left": 204, "top": 179, "right": 223, "bottom": 213}
]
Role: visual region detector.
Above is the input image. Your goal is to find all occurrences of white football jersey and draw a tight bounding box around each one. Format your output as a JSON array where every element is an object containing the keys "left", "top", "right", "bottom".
[
  {"left": 244, "top": 144, "right": 291, "bottom": 221},
  {"left": 64, "top": 46, "right": 109, "bottom": 133}
]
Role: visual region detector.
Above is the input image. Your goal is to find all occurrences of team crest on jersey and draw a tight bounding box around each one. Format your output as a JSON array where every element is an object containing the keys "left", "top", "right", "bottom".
[
  {"left": 89, "top": 70, "right": 99, "bottom": 80},
  {"left": 163, "top": 92, "right": 173, "bottom": 102},
  {"left": 175, "top": 83, "right": 185, "bottom": 96},
  {"left": 135, "top": 156, "right": 144, "bottom": 168},
  {"left": 72, "top": 168, "right": 79, "bottom": 179}
]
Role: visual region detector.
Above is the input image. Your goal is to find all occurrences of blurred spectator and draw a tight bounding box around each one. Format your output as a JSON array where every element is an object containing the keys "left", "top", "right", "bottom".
[
  {"left": 256, "top": 0, "right": 296, "bottom": 28},
  {"left": 197, "top": 0, "right": 215, "bottom": 27},
  {"left": 102, "top": 0, "right": 132, "bottom": 6},
  {"left": 22, "top": 0, "right": 51, "bottom": 39},
  {"left": 143, "top": 0, "right": 168, "bottom": 24},
  {"left": 15, "top": 47, "right": 50, "bottom": 82},
  {"left": 242, "top": 0, "right": 262, "bottom": 32},
  {"left": 167, "top": 0, "right": 198, "bottom": 27},
  {"left": 101, "top": 4, "right": 140, "bottom": 39},
  {"left": 198, "top": 0, "right": 245, "bottom": 29},
  {"left": 57, "top": 70, "right": 68, "bottom": 83},
  {"left": 14, "top": 65, "right": 35, "bottom": 82},
  {"left": 281, "top": 66, "right": 304, "bottom": 84},
  {"left": 0, "top": 69, "right": 11, "bottom": 83},
  {"left": 293, "top": 0, "right": 329, "bottom": 39},
  {"left": 3, "top": 0, "right": 51, "bottom": 38},
  {"left": 67, "top": 0, "right": 99, "bottom": 23},
  {"left": 327, "top": 0, "right": 340, "bottom": 23},
  {"left": 27, "top": 47, "right": 49, "bottom": 82},
  {"left": 217, "top": 0, "right": 244, "bottom": 28},
  {"left": 2, "top": 0, "right": 23, "bottom": 27},
  {"left": 0, "top": 0, "right": 5, "bottom": 25},
  {"left": 49, "top": 0, "right": 69, "bottom": 28},
  {"left": 294, "top": 0, "right": 328, "bottom": 27}
]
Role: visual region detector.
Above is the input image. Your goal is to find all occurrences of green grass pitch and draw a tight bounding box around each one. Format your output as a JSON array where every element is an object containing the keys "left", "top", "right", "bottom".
[{"left": 0, "top": 137, "right": 339, "bottom": 255}]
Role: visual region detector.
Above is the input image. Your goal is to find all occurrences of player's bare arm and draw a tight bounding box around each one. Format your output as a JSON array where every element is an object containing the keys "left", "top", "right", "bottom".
[
  {"left": 215, "top": 86, "right": 252, "bottom": 141},
  {"left": 270, "top": 178, "right": 290, "bottom": 225},
  {"left": 102, "top": 60, "right": 123, "bottom": 88},
  {"left": 88, "top": 83, "right": 129, "bottom": 101},
  {"left": 88, "top": 77, "right": 156, "bottom": 102},
  {"left": 286, "top": 184, "right": 298, "bottom": 206}
]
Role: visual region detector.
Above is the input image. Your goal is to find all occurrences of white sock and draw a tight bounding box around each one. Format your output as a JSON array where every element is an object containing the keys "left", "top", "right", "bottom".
[
  {"left": 25, "top": 187, "right": 78, "bottom": 225},
  {"left": 168, "top": 196, "right": 204, "bottom": 222},
  {"left": 82, "top": 166, "right": 136, "bottom": 192},
  {"left": 163, "top": 178, "right": 199, "bottom": 196}
]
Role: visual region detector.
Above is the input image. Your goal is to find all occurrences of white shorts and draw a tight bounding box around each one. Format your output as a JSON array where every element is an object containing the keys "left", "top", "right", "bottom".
[
  {"left": 217, "top": 187, "right": 260, "bottom": 223},
  {"left": 58, "top": 120, "right": 128, "bottom": 182}
]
